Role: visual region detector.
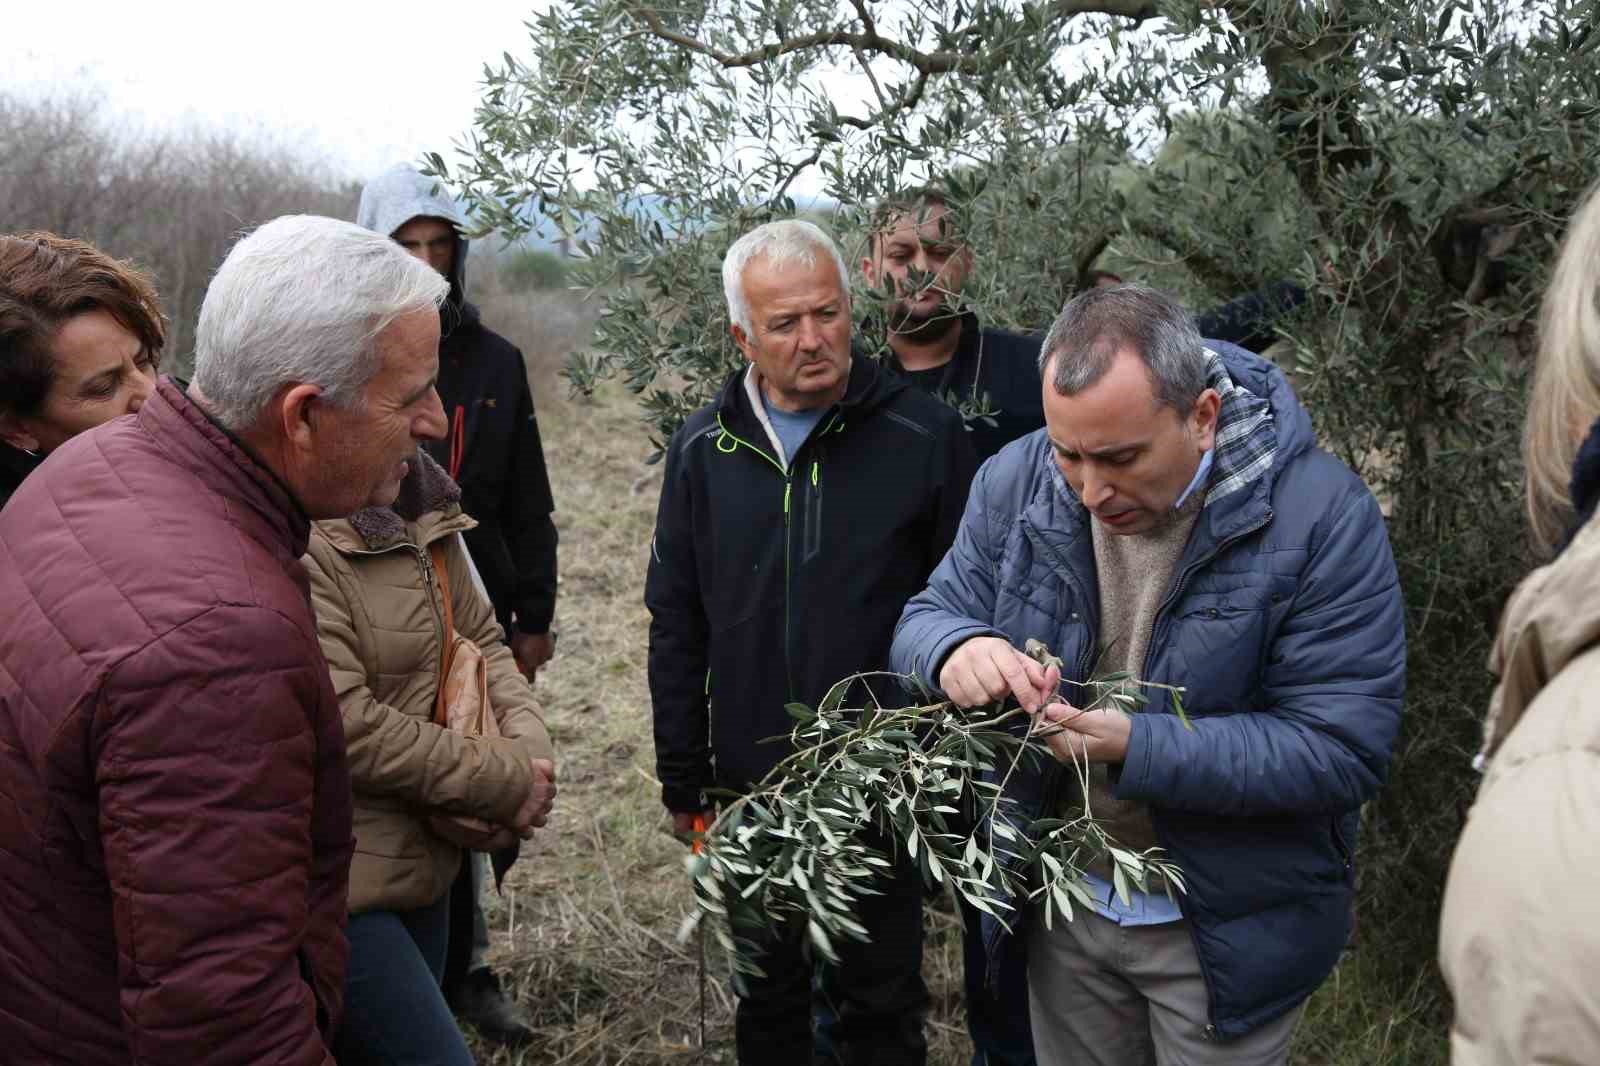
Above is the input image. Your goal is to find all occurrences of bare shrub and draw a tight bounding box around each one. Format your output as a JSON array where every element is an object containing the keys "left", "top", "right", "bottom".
[{"left": 0, "top": 86, "right": 358, "bottom": 377}]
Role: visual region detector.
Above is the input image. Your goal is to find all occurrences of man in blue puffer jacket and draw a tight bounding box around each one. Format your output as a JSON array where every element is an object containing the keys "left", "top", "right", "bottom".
[{"left": 891, "top": 284, "right": 1404, "bottom": 1065}]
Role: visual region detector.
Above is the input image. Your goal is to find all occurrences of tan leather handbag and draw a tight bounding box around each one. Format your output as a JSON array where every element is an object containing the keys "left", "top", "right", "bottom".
[{"left": 427, "top": 538, "right": 505, "bottom": 850}]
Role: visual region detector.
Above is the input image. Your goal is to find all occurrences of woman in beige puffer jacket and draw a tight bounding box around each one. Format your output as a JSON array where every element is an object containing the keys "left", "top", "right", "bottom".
[
  {"left": 304, "top": 449, "right": 555, "bottom": 1066},
  {"left": 1439, "top": 178, "right": 1600, "bottom": 1065}
]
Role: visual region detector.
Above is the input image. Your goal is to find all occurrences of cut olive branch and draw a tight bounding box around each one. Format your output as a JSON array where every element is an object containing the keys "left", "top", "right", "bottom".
[{"left": 682, "top": 648, "right": 1190, "bottom": 975}]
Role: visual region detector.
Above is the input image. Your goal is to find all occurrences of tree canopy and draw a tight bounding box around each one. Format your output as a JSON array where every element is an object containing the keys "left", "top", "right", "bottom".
[{"left": 444, "top": 0, "right": 1600, "bottom": 1058}]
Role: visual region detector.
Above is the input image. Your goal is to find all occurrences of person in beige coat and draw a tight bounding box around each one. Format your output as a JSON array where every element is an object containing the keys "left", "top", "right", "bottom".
[
  {"left": 1439, "top": 178, "right": 1600, "bottom": 1065},
  {"left": 305, "top": 447, "right": 556, "bottom": 1066}
]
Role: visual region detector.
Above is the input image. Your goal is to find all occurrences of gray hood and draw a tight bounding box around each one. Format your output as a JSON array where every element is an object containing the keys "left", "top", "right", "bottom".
[{"left": 356, "top": 162, "right": 470, "bottom": 307}]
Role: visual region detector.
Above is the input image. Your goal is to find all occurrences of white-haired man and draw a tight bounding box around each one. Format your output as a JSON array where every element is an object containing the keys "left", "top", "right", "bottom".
[
  {"left": 357, "top": 161, "right": 559, "bottom": 1047},
  {"left": 0, "top": 215, "right": 449, "bottom": 1066},
  {"left": 646, "top": 219, "right": 978, "bottom": 1065}
]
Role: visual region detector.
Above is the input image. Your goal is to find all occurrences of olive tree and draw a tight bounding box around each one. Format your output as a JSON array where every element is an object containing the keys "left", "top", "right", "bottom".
[{"left": 442, "top": 0, "right": 1600, "bottom": 1058}]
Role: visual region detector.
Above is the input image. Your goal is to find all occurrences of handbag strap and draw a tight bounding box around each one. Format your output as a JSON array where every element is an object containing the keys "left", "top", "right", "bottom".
[
  {"left": 429, "top": 539, "right": 455, "bottom": 639},
  {"left": 429, "top": 539, "right": 456, "bottom": 725}
]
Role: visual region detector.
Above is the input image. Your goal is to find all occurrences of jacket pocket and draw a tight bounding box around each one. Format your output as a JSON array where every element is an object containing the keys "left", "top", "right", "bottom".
[{"left": 802, "top": 464, "right": 824, "bottom": 563}]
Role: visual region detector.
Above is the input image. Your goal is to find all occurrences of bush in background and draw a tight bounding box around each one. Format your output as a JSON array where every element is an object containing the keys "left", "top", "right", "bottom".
[
  {"left": 0, "top": 87, "right": 358, "bottom": 378},
  {"left": 499, "top": 246, "right": 570, "bottom": 292}
]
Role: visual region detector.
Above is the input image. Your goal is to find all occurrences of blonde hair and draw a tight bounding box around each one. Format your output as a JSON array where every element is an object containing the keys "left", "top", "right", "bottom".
[{"left": 1525, "top": 179, "right": 1600, "bottom": 553}]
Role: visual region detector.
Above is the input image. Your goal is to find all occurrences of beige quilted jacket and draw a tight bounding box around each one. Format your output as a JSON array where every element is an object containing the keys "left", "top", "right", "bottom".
[
  {"left": 1440, "top": 508, "right": 1600, "bottom": 1064},
  {"left": 305, "top": 479, "right": 554, "bottom": 915}
]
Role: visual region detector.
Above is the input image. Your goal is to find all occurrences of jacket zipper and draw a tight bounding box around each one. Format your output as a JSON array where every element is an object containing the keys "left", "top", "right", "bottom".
[
  {"left": 1018, "top": 516, "right": 1096, "bottom": 817},
  {"left": 715, "top": 415, "right": 797, "bottom": 700},
  {"left": 340, "top": 539, "right": 449, "bottom": 661},
  {"left": 1141, "top": 506, "right": 1274, "bottom": 1039},
  {"left": 713, "top": 411, "right": 839, "bottom": 706}
]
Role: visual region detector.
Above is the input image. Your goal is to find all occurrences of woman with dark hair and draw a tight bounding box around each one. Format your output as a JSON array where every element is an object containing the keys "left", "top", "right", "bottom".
[{"left": 0, "top": 232, "right": 165, "bottom": 507}]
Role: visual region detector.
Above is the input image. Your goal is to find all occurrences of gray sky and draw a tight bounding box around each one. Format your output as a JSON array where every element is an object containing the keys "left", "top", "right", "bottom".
[{"left": 5, "top": 0, "right": 543, "bottom": 183}]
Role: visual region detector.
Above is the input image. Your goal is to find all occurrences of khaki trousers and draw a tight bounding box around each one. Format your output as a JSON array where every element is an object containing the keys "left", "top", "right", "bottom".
[{"left": 1026, "top": 909, "right": 1303, "bottom": 1066}]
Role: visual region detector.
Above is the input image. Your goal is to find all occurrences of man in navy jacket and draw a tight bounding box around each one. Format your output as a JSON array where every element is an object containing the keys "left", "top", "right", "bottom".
[
  {"left": 648, "top": 220, "right": 976, "bottom": 1065},
  {"left": 891, "top": 284, "right": 1404, "bottom": 1064}
]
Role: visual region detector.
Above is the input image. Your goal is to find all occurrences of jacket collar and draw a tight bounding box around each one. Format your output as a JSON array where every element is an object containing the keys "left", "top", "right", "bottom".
[
  {"left": 139, "top": 378, "right": 313, "bottom": 558},
  {"left": 716, "top": 352, "right": 905, "bottom": 453},
  {"left": 1479, "top": 503, "right": 1600, "bottom": 764},
  {"left": 316, "top": 447, "right": 474, "bottom": 553},
  {"left": 1478, "top": 422, "right": 1600, "bottom": 764}
]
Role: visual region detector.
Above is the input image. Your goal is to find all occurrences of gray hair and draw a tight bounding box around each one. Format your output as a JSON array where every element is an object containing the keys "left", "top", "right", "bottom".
[
  {"left": 191, "top": 215, "right": 449, "bottom": 431},
  {"left": 722, "top": 220, "right": 850, "bottom": 336},
  {"left": 1039, "top": 284, "right": 1207, "bottom": 414}
]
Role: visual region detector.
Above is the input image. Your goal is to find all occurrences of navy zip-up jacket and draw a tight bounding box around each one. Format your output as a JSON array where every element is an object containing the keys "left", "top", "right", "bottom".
[
  {"left": 891, "top": 343, "right": 1404, "bottom": 1039},
  {"left": 647, "top": 355, "right": 977, "bottom": 811}
]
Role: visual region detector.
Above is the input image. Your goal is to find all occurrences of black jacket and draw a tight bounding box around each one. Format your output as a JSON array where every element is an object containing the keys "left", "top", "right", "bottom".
[
  {"left": 423, "top": 301, "right": 558, "bottom": 635},
  {"left": 880, "top": 312, "right": 1045, "bottom": 465},
  {"left": 1194, "top": 281, "right": 1306, "bottom": 354},
  {"left": 646, "top": 355, "right": 978, "bottom": 811},
  {"left": 0, "top": 445, "right": 40, "bottom": 512}
]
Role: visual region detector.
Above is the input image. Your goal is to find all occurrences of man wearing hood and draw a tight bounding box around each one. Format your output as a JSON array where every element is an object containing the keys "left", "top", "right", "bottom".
[
  {"left": 648, "top": 219, "right": 977, "bottom": 1064},
  {"left": 357, "top": 163, "right": 558, "bottom": 1047}
]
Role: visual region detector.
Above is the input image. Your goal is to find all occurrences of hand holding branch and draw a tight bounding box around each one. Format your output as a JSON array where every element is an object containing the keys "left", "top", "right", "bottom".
[
  {"left": 939, "top": 636, "right": 1061, "bottom": 712},
  {"left": 1036, "top": 701, "right": 1132, "bottom": 764}
]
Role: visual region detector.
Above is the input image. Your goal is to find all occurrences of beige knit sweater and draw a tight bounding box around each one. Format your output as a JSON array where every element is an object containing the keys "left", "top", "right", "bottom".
[{"left": 1075, "top": 490, "right": 1205, "bottom": 884}]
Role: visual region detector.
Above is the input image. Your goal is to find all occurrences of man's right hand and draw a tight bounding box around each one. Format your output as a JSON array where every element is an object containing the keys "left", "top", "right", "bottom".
[
  {"left": 509, "top": 758, "right": 558, "bottom": 837},
  {"left": 672, "top": 810, "right": 715, "bottom": 844},
  {"left": 938, "top": 636, "right": 1061, "bottom": 711}
]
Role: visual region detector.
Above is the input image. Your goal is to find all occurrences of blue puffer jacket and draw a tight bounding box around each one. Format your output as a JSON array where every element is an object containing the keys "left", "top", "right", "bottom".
[{"left": 890, "top": 343, "right": 1405, "bottom": 1039}]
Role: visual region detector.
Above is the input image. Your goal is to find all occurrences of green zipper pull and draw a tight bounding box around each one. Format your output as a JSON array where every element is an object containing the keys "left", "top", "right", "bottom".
[
  {"left": 784, "top": 481, "right": 792, "bottom": 521},
  {"left": 811, "top": 460, "right": 819, "bottom": 488}
]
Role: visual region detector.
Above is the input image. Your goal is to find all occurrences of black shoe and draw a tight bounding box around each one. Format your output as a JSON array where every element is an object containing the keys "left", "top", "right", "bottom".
[{"left": 453, "top": 967, "right": 534, "bottom": 1047}]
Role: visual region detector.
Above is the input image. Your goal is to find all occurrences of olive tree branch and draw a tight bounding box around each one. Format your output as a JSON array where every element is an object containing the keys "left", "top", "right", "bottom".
[{"left": 626, "top": 0, "right": 1156, "bottom": 78}]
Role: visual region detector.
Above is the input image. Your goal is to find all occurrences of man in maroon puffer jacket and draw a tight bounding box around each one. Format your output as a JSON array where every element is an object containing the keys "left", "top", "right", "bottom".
[{"left": 0, "top": 215, "right": 450, "bottom": 1065}]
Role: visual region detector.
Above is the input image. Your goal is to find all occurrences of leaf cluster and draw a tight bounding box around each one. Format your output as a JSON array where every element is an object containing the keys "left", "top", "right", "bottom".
[{"left": 682, "top": 661, "right": 1188, "bottom": 981}]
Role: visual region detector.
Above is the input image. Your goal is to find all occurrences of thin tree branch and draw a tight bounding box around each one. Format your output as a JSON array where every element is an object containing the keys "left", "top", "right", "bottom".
[
  {"left": 848, "top": 0, "right": 878, "bottom": 40},
  {"left": 627, "top": 0, "right": 1155, "bottom": 77},
  {"left": 835, "top": 70, "right": 930, "bottom": 129},
  {"left": 773, "top": 146, "right": 825, "bottom": 202}
]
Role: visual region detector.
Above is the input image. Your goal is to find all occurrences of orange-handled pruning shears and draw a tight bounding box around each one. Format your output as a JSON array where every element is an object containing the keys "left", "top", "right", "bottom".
[
  {"left": 691, "top": 813, "right": 708, "bottom": 854},
  {"left": 690, "top": 812, "right": 709, "bottom": 1048}
]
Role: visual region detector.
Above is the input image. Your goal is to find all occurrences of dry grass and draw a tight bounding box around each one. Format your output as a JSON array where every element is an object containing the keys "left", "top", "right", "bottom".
[{"left": 458, "top": 289, "right": 1439, "bottom": 1066}]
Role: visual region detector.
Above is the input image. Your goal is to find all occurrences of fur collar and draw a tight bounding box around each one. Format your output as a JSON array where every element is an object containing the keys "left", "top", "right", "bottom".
[{"left": 346, "top": 447, "right": 462, "bottom": 548}]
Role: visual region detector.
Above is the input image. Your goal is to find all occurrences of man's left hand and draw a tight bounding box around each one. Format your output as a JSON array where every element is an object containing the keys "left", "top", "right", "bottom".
[
  {"left": 1036, "top": 701, "right": 1132, "bottom": 764},
  {"left": 510, "top": 631, "right": 556, "bottom": 681}
]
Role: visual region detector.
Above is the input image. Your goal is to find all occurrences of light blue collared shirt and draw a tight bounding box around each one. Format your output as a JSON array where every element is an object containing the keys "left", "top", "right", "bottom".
[
  {"left": 1174, "top": 448, "right": 1214, "bottom": 510},
  {"left": 1078, "top": 870, "right": 1184, "bottom": 925}
]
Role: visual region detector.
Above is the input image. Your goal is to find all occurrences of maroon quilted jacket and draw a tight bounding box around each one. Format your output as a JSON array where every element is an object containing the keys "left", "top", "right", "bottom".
[{"left": 0, "top": 380, "right": 355, "bottom": 1065}]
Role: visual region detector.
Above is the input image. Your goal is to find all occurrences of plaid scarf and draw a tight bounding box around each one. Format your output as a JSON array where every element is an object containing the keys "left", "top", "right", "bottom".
[{"left": 1202, "top": 347, "right": 1277, "bottom": 507}]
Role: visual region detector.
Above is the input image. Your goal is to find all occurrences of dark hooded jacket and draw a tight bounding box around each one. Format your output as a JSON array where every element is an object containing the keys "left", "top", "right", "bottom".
[
  {"left": 877, "top": 311, "right": 1045, "bottom": 465},
  {"left": 356, "top": 164, "right": 558, "bottom": 636},
  {"left": 0, "top": 379, "right": 354, "bottom": 1066},
  {"left": 892, "top": 343, "right": 1404, "bottom": 1040},
  {"left": 647, "top": 355, "right": 978, "bottom": 810}
]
